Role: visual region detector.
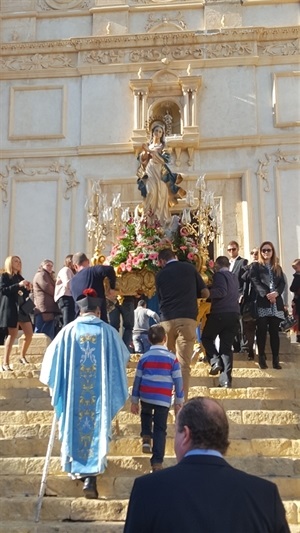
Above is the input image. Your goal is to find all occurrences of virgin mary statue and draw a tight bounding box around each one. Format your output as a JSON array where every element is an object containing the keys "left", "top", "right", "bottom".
[{"left": 136, "top": 122, "right": 185, "bottom": 227}]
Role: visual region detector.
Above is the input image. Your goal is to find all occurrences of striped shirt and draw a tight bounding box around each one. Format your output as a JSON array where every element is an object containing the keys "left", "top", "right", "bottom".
[{"left": 131, "top": 345, "right": 184, "bottom": 408}]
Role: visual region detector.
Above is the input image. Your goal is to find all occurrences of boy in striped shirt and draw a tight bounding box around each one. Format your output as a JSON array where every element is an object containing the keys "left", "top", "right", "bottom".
[{"left": 131, "top": 324, "right": 184, "bottom": 472}]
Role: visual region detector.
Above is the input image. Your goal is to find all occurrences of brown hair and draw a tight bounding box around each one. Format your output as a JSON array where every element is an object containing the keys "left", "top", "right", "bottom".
[
  {"left": 177, "top": 397, "right": 230, "bottom": 455},
  {"left": 258, "top": 241, "right": 282, "bottom": 276},
  {"left": 64, "top": 254, "right": 74, "bottom": 269},
  {"left": 292, "top": 259, "right": 300, "bottom": 270}
]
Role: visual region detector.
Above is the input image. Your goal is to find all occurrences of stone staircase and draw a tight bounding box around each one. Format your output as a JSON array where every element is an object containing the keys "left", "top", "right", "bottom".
[{"left": 0, "top": 333, "right": 299, "bottom": 533}]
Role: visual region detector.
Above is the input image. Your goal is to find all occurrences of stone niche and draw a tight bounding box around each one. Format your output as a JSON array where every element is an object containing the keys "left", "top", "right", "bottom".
[{"left": 130, "top": 68, "right": 201, "bottom": 167}]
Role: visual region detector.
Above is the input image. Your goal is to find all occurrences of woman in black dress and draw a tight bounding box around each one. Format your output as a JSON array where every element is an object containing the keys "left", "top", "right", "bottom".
[{"left": 0, "top": 256, "right": 33, "bottom": 370}]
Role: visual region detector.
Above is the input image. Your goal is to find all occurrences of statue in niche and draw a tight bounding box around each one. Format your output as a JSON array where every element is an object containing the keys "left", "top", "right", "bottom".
[
  {"left": 163, "top": 109, "right": 173, "bottom": 135},
  {"left": 136, "top": 122, "right": 186, "bottom": 227}
]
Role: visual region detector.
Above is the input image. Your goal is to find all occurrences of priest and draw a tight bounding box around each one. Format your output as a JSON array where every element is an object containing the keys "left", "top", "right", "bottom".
[{"left": 40, "top": 288, "right": 130, "bottom": 499}]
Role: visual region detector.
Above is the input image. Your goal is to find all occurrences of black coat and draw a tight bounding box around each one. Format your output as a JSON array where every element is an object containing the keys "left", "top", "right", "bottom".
[
  {"left": 124, "top": 455, "right": 289, "bottom": 533},
  {"left": 230, "top": 256, "right": 248, "bottom": 294},
  {"left": 249, "top": 262, "right": 285, "bottom": 311},
  {"left": 0, "top": 273, "right": 29, "bottom": 328}
]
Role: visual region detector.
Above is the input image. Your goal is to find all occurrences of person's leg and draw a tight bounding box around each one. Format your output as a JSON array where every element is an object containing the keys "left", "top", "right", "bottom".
[
  {"left": 3, "top": 327, "right": 18, "bottom": 368},
  {"left": 160, "top": 320, "right": 176, "bottom": 354},
  {"left": 174, "top": 318, "right": 197, "bottom": 401},
  {"left": 140, "top": 332, "right": 151, "bottom": 353},
  {"left": 19, "top": 321, "right": 33, "bottom": 362},
  {"left": 202, "top": 315, "right": 223, "bottom": 376},
  {"left": 108, "top": 306, "right": 121, "bottom": 331},
  {"left": 120, "top": 297, "right": 135, "bottom": 351},
  {"left": 243, "top": 319, "right": 256, "bottom": 359},
  {"left": 256, "top": 316, "right": 268, "bottom": 369},
  {"left": 58, "top": 296, "right": 75, "bottom": 326},
  {"left": 140, "top": 401, "right": 153, "bottom": 453},
  {"left": 133, "top": 334, "right": 143, "bottom": 354},
  {"left": 219, "top": 313, "right": 239, "bottom": 387},
  {"left": 151, "top": 405, "right": 169, "bottom": 469},
  {"left": 268, "top": 316, "right": 282, "bottom": 369}
]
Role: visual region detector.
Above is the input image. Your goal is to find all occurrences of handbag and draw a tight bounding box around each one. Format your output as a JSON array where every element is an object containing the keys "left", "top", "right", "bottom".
[
  {"left": 279, "top": 315, "right": 298, "bottom": 332},
  {"left": 20, "top": 297, "right": 35, "bottom": 315},
  {"left": 241, "top": 300, "right": 257, "bottom": 322}
]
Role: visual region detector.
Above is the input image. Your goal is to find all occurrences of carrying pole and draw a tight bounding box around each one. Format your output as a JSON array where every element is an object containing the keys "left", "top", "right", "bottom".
[{"left": 35, "top": 412, "right": 57, "bottom": 523}]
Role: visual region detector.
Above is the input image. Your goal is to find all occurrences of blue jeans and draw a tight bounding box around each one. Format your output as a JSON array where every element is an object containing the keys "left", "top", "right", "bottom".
[
  {"left": 140, "top": 401, "right": 169, "bottom": 465},
  {"left": 133, "top": 332, "right": 150, "bottom": 353},
  {"left": 34, "top": 313, "right": 55, "bottom": 340}
]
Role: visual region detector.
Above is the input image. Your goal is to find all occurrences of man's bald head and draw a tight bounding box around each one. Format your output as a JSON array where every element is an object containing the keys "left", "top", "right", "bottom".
[{"left": 176, "top": 396, "right": 230, "bottom": 456}]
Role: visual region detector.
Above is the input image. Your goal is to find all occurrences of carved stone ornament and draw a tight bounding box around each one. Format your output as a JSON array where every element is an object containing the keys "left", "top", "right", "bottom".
[
  {"left": 115, "top": 269, "right": 156, "bottom": 297},
  {"left": 37, "top": 0, "right": 92, "bottom": 9},
  {"left": 0, "top": 161, "right": 79, "bottom": 204},
  {"left": 145, "top": 12, "right": 187, "bottom": 32},
  {"left": 0, "top": 54, "right": 74, "bottom": 71},
  {"left": 256, "top": 150, "right": 300, "bottom": 193},
  {"left": 257, "top": 40, "right": 299, "bottom": 56}
]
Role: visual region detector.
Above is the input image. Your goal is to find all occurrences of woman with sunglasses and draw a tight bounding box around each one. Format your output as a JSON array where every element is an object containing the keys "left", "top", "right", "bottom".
[{"left": 250, "top": 242, "right": 285, "bottom": 369}]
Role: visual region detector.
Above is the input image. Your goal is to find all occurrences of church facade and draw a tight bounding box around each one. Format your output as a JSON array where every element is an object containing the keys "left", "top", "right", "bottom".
[{"left": 0, "top": 0, "right": 299, "bottom": 293}]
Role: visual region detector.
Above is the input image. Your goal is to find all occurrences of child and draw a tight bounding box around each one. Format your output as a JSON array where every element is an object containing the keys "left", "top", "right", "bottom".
[
  {"left": 290, "top": 259, "right": 300, "bottom": 343},
  {"left": 131, "top": 324, "right": 184, "bottom": 472}
]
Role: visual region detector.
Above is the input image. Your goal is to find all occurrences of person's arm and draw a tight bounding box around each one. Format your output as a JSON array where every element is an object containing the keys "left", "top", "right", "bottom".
[
  {"left": 172, "top": 358, "right": 184, "bottom": 406},
  {"left": 100, "top": 265, "right": 116, "bottom": 290},
  {"left": 249, "top": 263, "right": 268, "bottom": 298},
  {"left": 59, "top": 267, "right": 73, "bottom": 290},
  {"left": 146, "top": 309, "right": 160, "bottom": 322},
  {"left": 0, "top": 273, "right": 22, "bottom": 296},
  {"left": 131, "top": 361, "right": 143, "bottom": 405},
  {"left": 209, "top": 272, "right": 228, "bottom": 299}
]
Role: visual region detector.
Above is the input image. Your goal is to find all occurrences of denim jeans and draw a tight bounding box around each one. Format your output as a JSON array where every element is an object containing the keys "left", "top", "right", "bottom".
[
  {"left": 133, "top": 332, "right": 151, "bottom": 353},
  {"left": 140, "top": 401, "right": 169, "bottom": 465}
]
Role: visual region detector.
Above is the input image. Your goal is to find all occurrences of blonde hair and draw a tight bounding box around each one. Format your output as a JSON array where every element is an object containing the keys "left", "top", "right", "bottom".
[{"left": 4, "top": 255, "right": 22, "bottom": 276}]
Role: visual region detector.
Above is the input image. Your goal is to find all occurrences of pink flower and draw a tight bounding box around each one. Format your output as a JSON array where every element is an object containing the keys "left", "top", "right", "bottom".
[
  {"left": 187, "top": 252, "right": 195, "bottom": 260},
  {"left": 180, "top": 227, "right": 189, "bottom": 236},
  {"left": 120, "top": 262, "right": 126, "bottom": 272},
  {"left": 132, "top": 257, "right": 141, "bottom": 265},
  {"left": 149, "top": 252, "right": 158, "bottom": 260},
  {"left": 208, "top": 260, "right": 214, "bottom": 268},
  {"left": 126, "top": 265, "right": 132, "bottom": 272},
  {"left": 180, "top": 246, "right": 187, "bottom": 251}
]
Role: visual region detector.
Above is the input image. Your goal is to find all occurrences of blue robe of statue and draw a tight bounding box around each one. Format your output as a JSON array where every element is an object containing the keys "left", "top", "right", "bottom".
[{"left": 40, "top": 315, "right": 130, "bottom": 477}]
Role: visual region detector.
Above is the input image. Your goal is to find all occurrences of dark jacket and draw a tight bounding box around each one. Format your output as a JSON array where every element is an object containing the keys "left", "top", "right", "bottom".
[
  {"left": 249, "top": 262, "right": 285, "bottom": 311},
  {"left": 124, "top": 454, "right": 289, "bottom": 533},
  {"left": 70, "top": 264, "right": 116, "bottom": 323},
  {"left": 290, "top": 272, "right": 300, "bottom": 314},
  {"left": 230, "top": 256, "right": 248, "bottom": 294},
  {"left": 209, "top": 268, "right": 240, "bottom": 314},
  {"left": 0, "top": 272, "right": 29, "bottom": 328},
  {"left": 155, "top": 260, "right": 207, "bottom": 321}
]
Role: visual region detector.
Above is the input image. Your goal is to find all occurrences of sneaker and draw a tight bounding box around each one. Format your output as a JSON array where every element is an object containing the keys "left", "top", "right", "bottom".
[{"left": 142, "top": 436, "right": 152, "bottom": 454}]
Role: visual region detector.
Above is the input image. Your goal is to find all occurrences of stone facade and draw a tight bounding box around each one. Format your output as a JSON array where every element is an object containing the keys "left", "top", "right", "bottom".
[{"left": 0, "top": 0, "right": 299, "bottom": 297}]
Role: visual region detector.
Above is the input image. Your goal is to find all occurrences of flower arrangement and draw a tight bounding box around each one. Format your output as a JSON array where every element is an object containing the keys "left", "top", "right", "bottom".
[{"left": 106, "top": 215, "right": 199, "bottom": 274}]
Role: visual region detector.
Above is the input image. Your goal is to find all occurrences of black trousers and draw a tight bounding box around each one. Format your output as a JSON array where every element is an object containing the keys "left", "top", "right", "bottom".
[
  {"left": 202, "top": 312, "right": 240, "bottom": 385},
  {"left": 256, "top": 315, "right": 281, "bottom": 364}
]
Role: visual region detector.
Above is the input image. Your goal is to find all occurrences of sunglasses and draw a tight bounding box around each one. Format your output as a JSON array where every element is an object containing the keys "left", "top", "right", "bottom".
[
  {"left": 251, "top": 251, "right": 258, "bottom": 255},
  {"left": 227, "top": 247, "right": 237, "bottom": 252},
  {"left": 261, "top": 248, "right": 272, "bottom": 253}
]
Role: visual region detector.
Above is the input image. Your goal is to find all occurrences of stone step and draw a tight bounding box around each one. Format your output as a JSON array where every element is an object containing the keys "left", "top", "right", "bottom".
[
  {"left": 1, "top": 420, "right": 299, "bottom": 441},
  {"left": 0, "top": 522, "right": 124, "bottom": 533},
  {"left": 2, "top": 455, "right": 299, "bottom": 479},
  {"left": 0, "top": 496, "right": 299, "bottom": 525},
  {"left": 0, "top": 522, "right": 299, "bottom": 533},
  {"left": 0, "top": 434, "right": 300, "bottom": 458},
  {"left": 1, "top": 469, "right": 299, "bottom": 500}
]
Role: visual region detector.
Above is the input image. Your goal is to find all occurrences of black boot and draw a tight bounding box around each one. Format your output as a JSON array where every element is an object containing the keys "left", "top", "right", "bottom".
[
  {"left": 272, "top": 357, "right": 282, "bottom": 370},
  {"left": 258, "top": 355, "right": 268, "bottom": 369},
  {"left": 82, "top": 476, "right": 98, "bottom": 499}
]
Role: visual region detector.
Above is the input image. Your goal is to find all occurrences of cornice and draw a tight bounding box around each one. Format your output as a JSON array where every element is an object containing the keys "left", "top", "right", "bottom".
[
  {"left": 0, "top": 133, "right": 299, "bottom": 160},
  {"left": 0, "top": 26, "right": 299, "bottom": 56}
]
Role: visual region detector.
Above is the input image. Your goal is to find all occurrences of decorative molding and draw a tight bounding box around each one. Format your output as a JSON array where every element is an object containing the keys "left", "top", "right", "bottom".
[
  {"left": 37, "top": 0, "right": 93, "bottom": 10},
  {"left": 0, "top": 53, "right": 75, "bottom": 71},
  {"left": 145, "top": 12, "right": 187, "bottom": 32},
  {"left": 0, "top": 161, "right": 79, "bottom": 203},
  {"left": 83, "top": 49, "right": 124, "bottom": 64},
  {"left": 258, "top": 40, "right": 299, "bottom": 56},
  {"left": 0, "top": 166, "right": 9, "bottom": 205},
  {"left": 256, "top": 149, "right": 300, "bottom": 192}
]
